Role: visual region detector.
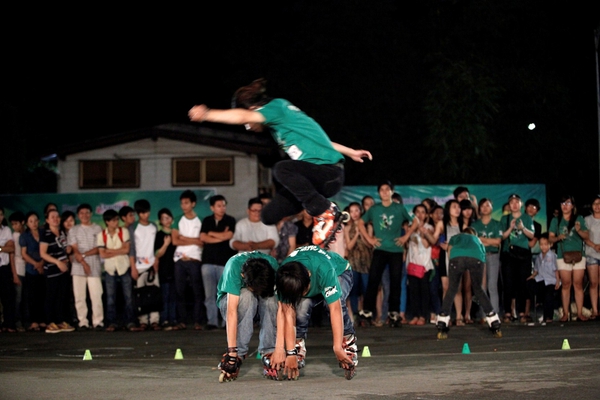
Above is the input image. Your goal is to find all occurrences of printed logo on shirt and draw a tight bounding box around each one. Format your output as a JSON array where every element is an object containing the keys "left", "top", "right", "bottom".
[
  {"left": 379, "top": 213, "right": 395, "bottom": 230},
  {"left": 286, "top": 144, "right": 303, "bottom": 160},
  {"left": 324, "top": 286, "right": 338, "bottom": 298}
]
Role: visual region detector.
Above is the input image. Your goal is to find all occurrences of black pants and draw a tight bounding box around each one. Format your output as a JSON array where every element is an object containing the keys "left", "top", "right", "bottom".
[
  {"left": 363, "top": 250, "right": 403, "bottom": 314},
  {"left": 442, "top": 257, "right": 493, "bottom": 316},
  {"left": 527, "top": 280, "right": 558, "bottom": 321},
  {"left": 261, "top": 160, "right": 344, "bottom": 225},
  {"left": 501, "top": 253, "right": 531, "bottom": 315},
  {"left": 0, "top": 264, "right": 16, "bottom": 329}
]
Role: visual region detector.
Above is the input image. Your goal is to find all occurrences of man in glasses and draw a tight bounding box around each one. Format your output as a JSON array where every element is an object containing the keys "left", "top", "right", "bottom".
[{"left": 230, "top": 197, "right": 279, "bottom": 255}]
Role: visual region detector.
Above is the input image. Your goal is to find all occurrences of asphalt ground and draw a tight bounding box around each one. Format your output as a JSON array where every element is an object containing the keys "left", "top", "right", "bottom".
[{"left": 1, "top": 318, "right": 600, "bottom": 400}]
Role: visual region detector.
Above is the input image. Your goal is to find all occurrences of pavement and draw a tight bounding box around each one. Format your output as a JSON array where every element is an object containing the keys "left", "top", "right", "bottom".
[{"left": 1, "top": 319, "right": 600, "bottom": 400}]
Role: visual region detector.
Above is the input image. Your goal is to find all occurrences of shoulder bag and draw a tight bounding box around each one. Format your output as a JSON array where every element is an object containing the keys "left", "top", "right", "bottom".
[
  {"left": 560, "top": 242, "right": 582, "bottom": 265},
  {"left": 134, "top": 269, "right": 163, "bottom": 315}
]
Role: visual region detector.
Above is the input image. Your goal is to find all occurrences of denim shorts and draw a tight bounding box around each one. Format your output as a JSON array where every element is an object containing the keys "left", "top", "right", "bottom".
[{"left": 586, "top": 256, "right": 600, "bottom": 266}]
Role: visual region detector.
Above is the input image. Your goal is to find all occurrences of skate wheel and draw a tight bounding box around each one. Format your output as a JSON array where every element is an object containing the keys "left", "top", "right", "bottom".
[
  {"left": 493, "top": 330, "right": 503, "bottom": 338},
  {"left": 437, "top": 331, "right": 448, "bottom": 340},
  {"left": 341, "top": 211, "right": 350, "bottom": 223},
  {"left": 344, "top": 367, "right": 356, "bottom": 380},
  {"left": 219, "top": 372, "right": 225, "bottom": 383}
]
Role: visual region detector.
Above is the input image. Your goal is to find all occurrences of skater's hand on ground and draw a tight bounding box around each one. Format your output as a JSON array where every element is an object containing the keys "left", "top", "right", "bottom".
[
  {"left": 271, "top": 349, "right": 286, "bottom": 368},
  {"left": 283, "top": 355, "right": 300, "bottom": 380},
  {"left": 334, "top": 348, "right": 353, "bottom": 369}
]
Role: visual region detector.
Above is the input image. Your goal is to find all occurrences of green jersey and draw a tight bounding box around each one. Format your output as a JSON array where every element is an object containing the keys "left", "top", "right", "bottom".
[
  {"left": 500, "top": 213, "right": 534, "bottom": 251},
  {"left": 471, "top": 218, "right": 503, "bottom": 253},
  {"left": 257, "top": 99, "right": 344, "bottom": 165},
  {"left": 277, "top": 245, "right": 351, "bottom": 304},
  {"left": 217, "top": 251, "right": 279, "bottom": 306},
  {"left": 549, "top": 215, "right": 587, "bottom": 257},
  {"left": 449, "top": 233, "right": 486, "bottom": 263},
  {"left": 362, "top": 202, "right": 412, "bottom": 253}
]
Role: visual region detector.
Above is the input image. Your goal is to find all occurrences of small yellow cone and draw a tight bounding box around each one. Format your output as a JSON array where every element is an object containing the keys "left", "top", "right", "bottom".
[
  {"left": 83, "top": 349, "right": 93, "bottom": 361},
  {"left": 174, "top": 348, "right": 184, "bottom": 360},
  {"left": 462, "top": 343, "right": 471, "bottom": 354},
  {"left": 562, "top": 339, "right": 571, "bottom": 350},
  {"left": 361, "top": 346, "right": 371, "bottom": 357}
]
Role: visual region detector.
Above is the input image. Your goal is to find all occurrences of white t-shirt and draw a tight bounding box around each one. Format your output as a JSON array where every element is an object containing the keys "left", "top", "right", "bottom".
[
  {"left": 13, "top": 231, "right": 26, "bottom": 276},
  {"left": 174, "top": 215, "right": 202, "bottom": 262},
  {"left": 132, "top": 223, "right": 157, "bottom": 273},
  {"left": 585, "top": 215, "right": 600, "bottom": 259},
  {"left": 229, "top": 218, "right": 280, "bottom": 255}
]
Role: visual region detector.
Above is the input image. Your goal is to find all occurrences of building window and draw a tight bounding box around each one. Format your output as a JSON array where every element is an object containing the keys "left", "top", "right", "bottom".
[
  {"left": 79, "top": 160, "right": 140, "bottom": 189},
  {"left": 172, "top": 157, "right": 234, "bottom": 186}
]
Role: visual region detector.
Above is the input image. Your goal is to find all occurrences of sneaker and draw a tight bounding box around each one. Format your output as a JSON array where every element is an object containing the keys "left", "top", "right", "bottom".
[
  {"left": 312, "top": 203, "right": 340, "bottom": 245},
  {"left": 78, "top": 325, "right": 90, "bottom": 331},
  {"left": 58, "top": 322, "right": 75, "bottom": 332},
  {"left": 45, "top": 323, "right": 61, "bottom": 334},
  {"left": 94, "top": 325, "right": 104, "bottom": 332}
]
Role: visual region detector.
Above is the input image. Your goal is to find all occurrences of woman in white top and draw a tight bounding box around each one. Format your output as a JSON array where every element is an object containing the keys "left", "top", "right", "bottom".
[
  {"left": 406, "top": 204, "right": 434, "bottom": 325},
  {"left": 584, "top": 195, "right": 600, "bottom": 320}
]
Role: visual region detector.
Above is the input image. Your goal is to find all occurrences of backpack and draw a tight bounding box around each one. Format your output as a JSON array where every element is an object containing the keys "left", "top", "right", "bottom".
[{"left": 102, "top": 227, "right": 124, "bottom": 246}]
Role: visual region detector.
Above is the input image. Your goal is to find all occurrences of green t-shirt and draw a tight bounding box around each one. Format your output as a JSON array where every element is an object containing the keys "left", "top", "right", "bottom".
[
  {"left": 216, "top": 251, "right": 279, "bottom": 306},
  {"left": 277, "top": 245, "right": 351, "bottom": 304},
  {"left": 257, "top": 98, "right": 344, "bottom": 165},
  {"left": 500, "top": 213, "right": 535, "bottom": 251},
  {"left": 361, "top": 202, "right": 412, "bottom": 253},
  {"left": 448, "top": 233, "right": 486, "bottom": 263},
  {"left": 549, "top": 215, "right": 587, "bottom": 258},
  {"left": 471, "top": 218, "right": 503, "bottom": 253}
]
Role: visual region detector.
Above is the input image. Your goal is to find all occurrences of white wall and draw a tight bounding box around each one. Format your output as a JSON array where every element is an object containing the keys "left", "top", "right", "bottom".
[{"left": 57, "top": 137, "right": 262, "bottom": 221}]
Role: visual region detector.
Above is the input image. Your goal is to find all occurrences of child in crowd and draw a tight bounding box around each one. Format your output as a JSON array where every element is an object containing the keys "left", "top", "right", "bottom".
[{"left": 527, "top": 233, "right": 560, "bottom": 324}]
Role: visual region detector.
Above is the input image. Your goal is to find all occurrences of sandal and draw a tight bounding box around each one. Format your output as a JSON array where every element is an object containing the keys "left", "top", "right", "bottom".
[
  {"left": 28, "top": 323, "right": 40, "bottom": 332},
  {"left": 151, "top": 322, "right": 162, "bottom": 331},
  {"left": 577, "top": 314, "right": 589, "bottom": 322},
  {"left": 371, "top": 319, "right": 384, "bottom": 327},
  {"left": 174, "top": 323, "right": 186, "bottom": 330},
  {"left": 502, "top": 314, "right": 512, "bottom": 323},
  {"left": 106, "top": 324, "right": 117, "bottom": 332},
  {"left": 465, "top": 318, "right": 474, "bottom": 324},
  {"left": 194, "top": 323, "right": 203, "bottom": 331},
  {"left": 455, "top": 318, "right": 465, "bottom": 327},
  {"left": 139, "top": 323, "right": 149, "bottom": 331}
]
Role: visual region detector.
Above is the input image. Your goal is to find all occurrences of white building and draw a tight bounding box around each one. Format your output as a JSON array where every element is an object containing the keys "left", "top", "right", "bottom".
[{"left": 49, "top": 122, "right": 278, "bottom": 220}]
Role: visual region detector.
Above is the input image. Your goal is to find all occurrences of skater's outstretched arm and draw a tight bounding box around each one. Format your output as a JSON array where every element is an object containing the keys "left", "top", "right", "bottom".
[
  {"left": 188, "top": 105, "right": 266, "bottom": 125},
  {"left": 328, "top": 300, "right": 354, "bottom": 369},
  {"left": 273, "top": 302, "right": 300, "bottom": 380},
  {"left": 331, "top": 142, "right": 372, "bottom": 163},
  {"left": 225, "top": 294, "right": 240, "bottom": 352}
]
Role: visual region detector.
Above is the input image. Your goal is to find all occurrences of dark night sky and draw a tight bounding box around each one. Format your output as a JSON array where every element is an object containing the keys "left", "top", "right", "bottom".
[{"left": 2, "top": 1, "right": 600, "bottom": 205}]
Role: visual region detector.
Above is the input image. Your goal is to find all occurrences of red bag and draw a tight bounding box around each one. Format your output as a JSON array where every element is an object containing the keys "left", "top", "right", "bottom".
[{"left": 407, "top": 262, "right": 426, "bottom": 279}]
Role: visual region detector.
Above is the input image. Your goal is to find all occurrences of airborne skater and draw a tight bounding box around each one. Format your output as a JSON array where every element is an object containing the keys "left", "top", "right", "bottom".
[{"left": 188, "top": 78, "right": 371, "bottom": 248}]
